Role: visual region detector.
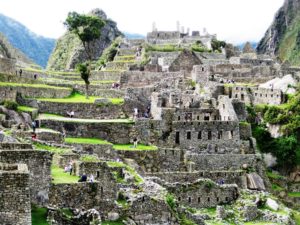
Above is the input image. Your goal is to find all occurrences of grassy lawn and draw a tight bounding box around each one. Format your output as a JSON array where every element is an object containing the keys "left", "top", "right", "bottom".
[
  {"left": 271, "top": 184, "right": 285, "bottom": 191},
  {"left": 36, "top": 92, "right": 124, "bottom": 105},
  {"left": 34, "top": 143, "right": 72, "bottom": 155},
  {"left": 288, "top": 192, "right": 300, "bottom": 197},
  {"left": 65, "top": 137, "right": 112, "bottom": 145},
  {"left": 0, "top": 81, "right": 70, "bottom": 90},
  {"left": 266, "top": 171, "right": 285, "bottom": 180},
  {"left": 24, "top": 68, "right": 80, "bottom": 76},
  {"left": 32, "top": 206, "right": 49, "bottom": 225},
  {"left": 102, "top": 221, "right": 125, "bottom": 225},
  {"left": 113, "top": 144, "right": 158, "bottom": 151},
  {"left": 293, "top": 210, "right": 300, "bottom": 225},
  {"left": 38, "top": 114, "right": 134, "bottom": 124},
  {"left": 17, "top": 105, "right": 37, "bottom": 112},
  {"left": 51, "top": 165, "right": 79, "bottom": 184}
]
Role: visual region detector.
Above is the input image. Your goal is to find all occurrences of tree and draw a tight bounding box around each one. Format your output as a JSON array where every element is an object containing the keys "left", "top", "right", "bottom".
[{"left": 64, "top": 12, "right": 105, "bottom": 98}]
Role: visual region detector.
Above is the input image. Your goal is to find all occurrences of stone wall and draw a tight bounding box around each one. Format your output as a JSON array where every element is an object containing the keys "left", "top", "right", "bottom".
[
  {"left": 91, "top": 71, "right": 122, "bottom": 81},
  {"left": 0, "top": 163, "right": 31, "bottom": 225},
  {"left": 164, "top": 179, "right": 239, "bottom": 208},
  {"left": 49, "top": 182, "right": 117, "bottom": 209},
  {"left": 169, "top": 50, "right": 202, "bottom": 73},
  {"left": 71, "top": 143, "right": 117, "bottom": 160},
  {"left": 240, "top": 58, "right": 274, "bottom": 66},
  {"left": 218, "top": 95, "right": 238, "bottom": 121},
  {"left": 0, "top": 150, "right": 52, "bottom": 203},
  {"left": 0, "top": 86, "right": 17, "bottom": 101},
  {"left": 120, "top": 71, "right": 183, "bottom": 88},
  {"left": 117, "top": 148, "right": 184, "bottom": 173},
  {"left": 0, "top": 142, "right": 33, "bottom": 150},
  {"left": 186, "top": 153, "right": 261, "bottom": 171},
  {"left": 0, "top": 85, "right": 72, "bottom": 98},
  {"left": 40, "top": 119, "right": 134, "bottom": 144},
  {"left": 0, "top": 57, "right": 16, "bottom": 74},
  {"left": 170, "top": 120, "right": 241, "bottom": 152},
  {"left": 225, "top": 86, "right": 284, "bottom": 105},
  {"left": 38, "top": 101, "right": 124, "bottom": 119},
  {"left": 146, "top": 170, "right": 246, "bottom": 188}
]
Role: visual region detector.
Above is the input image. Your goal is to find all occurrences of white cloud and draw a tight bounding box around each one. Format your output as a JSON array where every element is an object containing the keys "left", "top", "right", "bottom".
[{"left": 0, "top": 0, "right": 284, "bottom": 43}]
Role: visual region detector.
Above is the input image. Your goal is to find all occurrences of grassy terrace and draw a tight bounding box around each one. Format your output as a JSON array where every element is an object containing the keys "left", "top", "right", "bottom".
[
  {"left": 34, "top": 143, "right": 72, "bottom": 155},
  {"left": 36, "top": 93, "right": 124, "bottom": 105},
  {"left": 0, "top": 82, "right": 70, "bottom": 90},
  {"left": 288, "top": 192, "right": 300, "bottom": 197},
  {"left": 24, "top": 68, "right": 80, "bottom": 76},
  {"left": 113, "top": 144, "right": 158, "bottom": 151},
  {"left": 51, "top": 165, "right": 79, "bottom": 184},
  {"left": 65, "top": 137, "right": 112, "bottom": 145},
  {"left": 40, "top": 77, "right": 116, "bottom": 85},
  {"left": 38, "top": 113, "right": 134, "bottom": 124},
  {"left": 17, "top": 105, "right": 37, "bottom": 112}
]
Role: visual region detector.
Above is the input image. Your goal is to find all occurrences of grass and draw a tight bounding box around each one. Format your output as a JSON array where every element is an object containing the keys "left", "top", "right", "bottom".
[
  {"left": 271, "top": 184, "right": 285, "bottom": 191},
  {"left": 107, "top": 161, "right": 144, "bottom": 184},
  {"left": 244, "top": 222, "right": 281, "bottom": 225},
  {"left": 51, "top": 165, "right": 79, "bottom": 184},
  {"left": 266, "top": 171, "right": 285, "bottom": 180},
  {"left": 292, "top": 210, "right": 300, "bottom": 225},
  {"left": 288, "top": 192, "right": 300, "bottom": 197},
  {"left": 65, "top": 137, "right": 112, "bottom": 145},
  {"left": 113, "top": 144, "right": 158, "bottom": 151},
  {"left": 17, "top": 105, "right": 37, "bottom": 112},
  {"left": 24, "top": 68, "right": 80, "bottom": 76},
  {"left": 34, "top": 143, "right": 72, "bottom": 155},
  {"left": 32, "top": 206, "right": 49, "bottom": 225},
  {"left": 80, "top": 155, "right": 100, "bottom": 162},
  {"left": 38, "top": 114, "right": 134, "bottom": 124},
  {"left": 0, "top": 81, "right": 71, "bottom": 90},
  {"left": 36, "top": 92, "right": 124, "bottom": 105}
]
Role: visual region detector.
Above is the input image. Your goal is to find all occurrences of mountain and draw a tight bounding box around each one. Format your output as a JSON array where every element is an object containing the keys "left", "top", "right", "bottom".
[
  {"left": 237, "top": 42, "right": 257, "bottom": 51},
  {"left": 0, "top": 32, "right": 35, "bottom": 66},
  {"left": 257, "top": 0, "right": 300, "bottom": 65},
  {"left": 124, "top": 32, "right": 145, "bottom": 39},
  {"left": 47, "top": 9, "right": 122, "bottom": 70},
  {"left": 0, "top": 13, "right": 55, "bottom": 68}
]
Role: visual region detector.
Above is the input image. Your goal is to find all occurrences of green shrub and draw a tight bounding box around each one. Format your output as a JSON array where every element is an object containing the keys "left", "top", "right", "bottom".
[
  {"left": 1, "top": 100, "right": 18, "bottom": 110},
  {"left": 166, "top": 193, "right": 176, "bottom": 210},
  {"left": 264, "top": 106, "right": 284, "bottom": 124}
]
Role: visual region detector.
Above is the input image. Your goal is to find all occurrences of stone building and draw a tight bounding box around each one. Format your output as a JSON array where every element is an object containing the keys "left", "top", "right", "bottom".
[{"left": 0, "top": 163, "right": 31, "bottom": 225}]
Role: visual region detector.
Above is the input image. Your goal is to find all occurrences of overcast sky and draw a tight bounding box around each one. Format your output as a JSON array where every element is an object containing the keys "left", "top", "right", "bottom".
[{"left": 0, "top": 0, "right": 284, "bottom": 44}]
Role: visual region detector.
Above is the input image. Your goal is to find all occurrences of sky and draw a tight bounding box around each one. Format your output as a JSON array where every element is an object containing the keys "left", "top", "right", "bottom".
[{"left": 0, "top": 0, "right": 284, "bottom": 44}]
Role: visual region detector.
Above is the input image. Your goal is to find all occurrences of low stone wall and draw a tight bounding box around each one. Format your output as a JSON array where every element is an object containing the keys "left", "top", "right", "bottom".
[
  {"left": 38, "top": 101, "right": 124, "bottom": 119},
  {"left": 0, "top": 142, "right": 33, "bottom": 150},
  {"left": 0, "top": 163, "right": 31, "bottom": 225},
  {"left": 40, "top": 119, "right": 134, "bottom": 144},
  {"left": 0, "top": 85, "right": 72, "bottom": 98},
  {"left": 0, "top": 150, "right": 52, "bottom": 203},
  {"left": 75, "top": 88, "right": 125, "bottom": 98},
  {"left": 71, "top": 143, "right": 117, "bottom": 160},
  {"left": 49, "top": 182, "right": 117, "bottom": 209}
]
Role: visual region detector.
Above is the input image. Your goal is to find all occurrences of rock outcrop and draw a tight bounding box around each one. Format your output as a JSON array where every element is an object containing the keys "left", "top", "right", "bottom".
[
  {"left": 0, "top": 33, "right": 35, "bottom": 66},
  {"left": 47, "top": 9, "right": 122, "bottom": 70},
  {"left": 257, "top": 0, "right": 300, "bottom": 65}
]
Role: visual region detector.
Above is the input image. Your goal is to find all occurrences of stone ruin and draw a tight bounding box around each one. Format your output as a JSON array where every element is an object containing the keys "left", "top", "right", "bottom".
[{"left": 0, "top": 25, "right": 298, "bottom": 225}]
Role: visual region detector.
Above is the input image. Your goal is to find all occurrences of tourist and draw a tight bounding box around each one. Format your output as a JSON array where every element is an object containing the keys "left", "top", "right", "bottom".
[
  {"left": 69, "top": 161, "right": 73, "bottom": 175},
  {"left": 33, "top": 73, "right": 38, "bottom": 79},
  {"left": 89, "top": 174, "right": 95, "bottom": 183},
  {"left": 133, "top": 137, "right": 138, "bottom": 148},
  {"left": 19, "top": 69, "right": 22, "bottom": 76},
  {"left": 64, "top": 165, "right": 70, "bottom": 173},
  {"left": 61, "top": 127, "right": 66, "bottom": 139},
  {"left": 32, "top": 120, "right": 36, "bottom": 133},
  {"left": 78, "top": 174, "right": 87, "bottom": 182},
  {"left": 67, "top": 110, "right": 75, "bottom": 118},
  {"left": 133, "top": 107, "right": 138, "bottom": 120},
  {"left": 31, "top": 132, "right": 37, "bottom": 141}
]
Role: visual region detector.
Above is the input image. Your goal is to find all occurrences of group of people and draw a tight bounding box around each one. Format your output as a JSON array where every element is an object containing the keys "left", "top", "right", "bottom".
[
  {"left": 133, "top": 105, "right": 151, "bottom": 120},
  {"left": 219, "top": 78, "right": 235, "bottom": 84},
  {"left": 64, "top": 161, "right": 94, "bottom": 182},
  {"left": 66, "top": 110, "right": 75, "bottom": 118},
  {"left": 111, "top": 82, "right": 120, "bottom": 89},
  {"left": 31, "top": 120, "right": 37, "bottom": 140}
]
